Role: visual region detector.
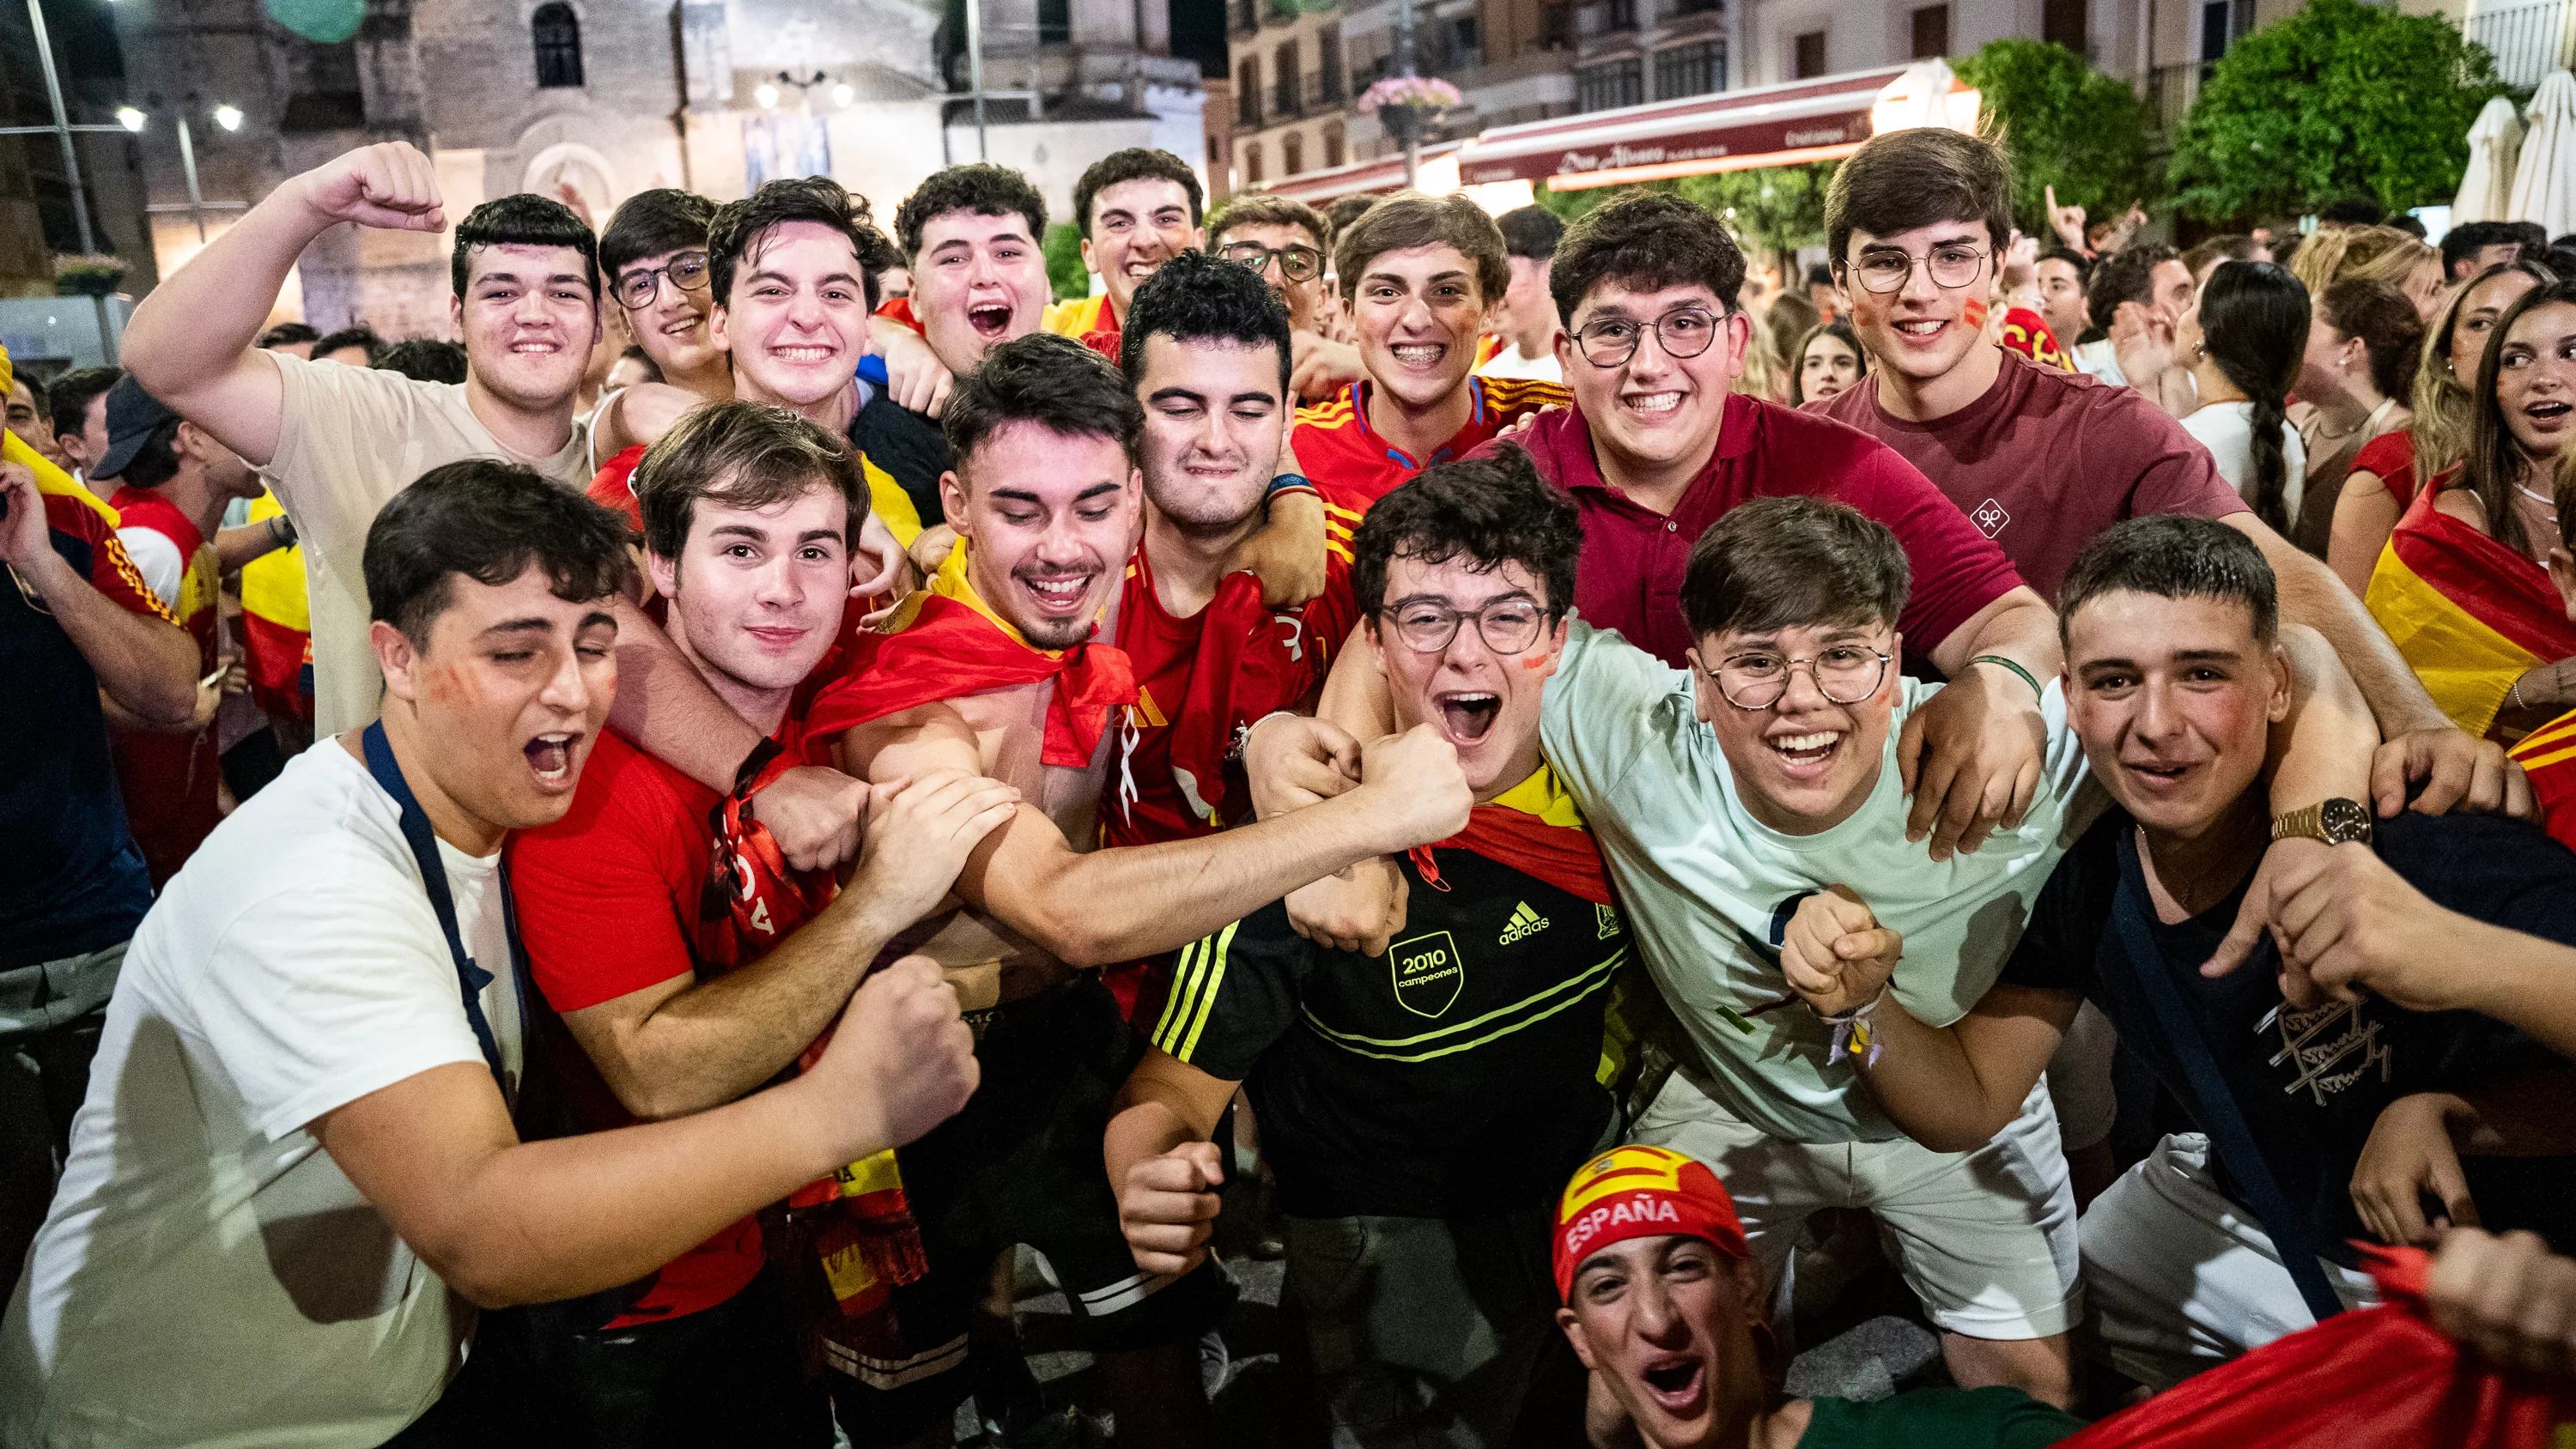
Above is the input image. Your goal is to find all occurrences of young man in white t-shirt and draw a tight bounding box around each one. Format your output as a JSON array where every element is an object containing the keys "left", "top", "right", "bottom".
[
  {"left": 0, "top": 463, "right": 982, "bottom": 1449},
  {"left": 120, "top": 141, "right": 895, "bottom": 877}
]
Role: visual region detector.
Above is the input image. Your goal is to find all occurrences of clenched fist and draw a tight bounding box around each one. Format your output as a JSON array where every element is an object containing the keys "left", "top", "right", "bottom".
[
  {"left": 295, "top": 142, "right": 446, "bottom": 233},
  {"left": 812, "top": 955, "right": 978, "bottom": 1161},
  {"left": 1780, "top": 884, "right": 1902, "bottom": 1018},
  {"left": 1355, "top": 724, "right": 1473, "bottom": 852},
  {"left": 1117, "top": 1139, "right": 1225, "bottom": 1276}
]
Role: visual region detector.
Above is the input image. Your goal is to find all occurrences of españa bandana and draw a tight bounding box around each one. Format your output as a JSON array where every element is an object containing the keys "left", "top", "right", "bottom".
[
  {"left": 1552, "top": 1144, "right": 1749, "bottom": 1301},
  {"left": 802, "top": 539, "right": 1138, "bottom": 769},
  {"left": 2366, "top": 480, "right": 2576, "bottom": 738}
]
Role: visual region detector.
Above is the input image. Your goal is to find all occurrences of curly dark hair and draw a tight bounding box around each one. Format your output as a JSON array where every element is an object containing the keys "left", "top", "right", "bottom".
[
  {"left": 364, "top": 459, "right": 635, "bottom": 646},
  {"left": 708, "top": 177, "right": 900, "bottom": 311},
  {"left": 1680, "top": 495, "right": 1910, "bottom": 642},
  {"left": 1548, "top": 191, "right": 1745, "bottom": 328},
  {"left": 1824, "top": 126, "right": 2013, "bottom": 270},
  {"left": 1119, "top": 249, "right": 1292, "bottom": 397},
  {"left": 1071, "top": 148, "right": 1204, "bottom": 239},
  {"left": 894, "top": 164, "right": 1048, "bottom": 260},
  {"left": 945, "top": 331, "right": 1145, "bottom": 470},
  {"left": 452, "top": 192, "right": 598, "bottom": 302},
  {"left": 1350, "top": 446, "right": 1582, "bottom": 621},
  {"left": 600, "top": 188, "right": 716, "bottom": 285}
]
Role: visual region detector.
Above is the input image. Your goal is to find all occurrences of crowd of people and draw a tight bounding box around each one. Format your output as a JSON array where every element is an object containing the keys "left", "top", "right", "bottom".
[{"left": 5, "top": 116, "right": 2576, "bottom": 1449}]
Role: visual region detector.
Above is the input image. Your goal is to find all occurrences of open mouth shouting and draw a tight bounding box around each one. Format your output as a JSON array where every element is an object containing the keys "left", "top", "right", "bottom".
[
  {"left": 1434, "top": 689, "right": 1501, "bottom": 745},
  {"left": 968, "top": 301, "right": 1016, "bottom": 342},
  {"left": 523, "top": 730, "right": 580, "bottom": 788},
  {"left": 1635, "top": 1353, "right": 1708, "bottom": 1416}
]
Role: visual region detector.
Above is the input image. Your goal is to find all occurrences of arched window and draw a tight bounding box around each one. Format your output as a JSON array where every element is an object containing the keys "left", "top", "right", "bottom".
[
  {"left": 1322, "top": 121, "right": 1346, "bottom": 168},
  {"left": 533, "top": 3, "right": 584, "bottom": 88},
  {"left": 1244, "top": 140, "right": 1264, "bottom": 185},
  {"left": 1283, "top": 130, "right": 1304, "bottom": 175}
]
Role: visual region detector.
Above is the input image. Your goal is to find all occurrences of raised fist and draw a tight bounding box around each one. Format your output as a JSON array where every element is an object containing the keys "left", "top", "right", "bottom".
[
  {"left": 1117, "top": 1139, "right": 1225, "bottom": 1276},
  {"left": 1779, "top": 883, "right": 1902, "bottom": 1018},
  {"left": 816, "top": 955, "right": 978, "bottom": 1158},
  {"left": 297, "top": 142, "right": 446, "bottom": 234},
  {"left": 1356, "top": 723, "right": 1473, "bottom": 852}
]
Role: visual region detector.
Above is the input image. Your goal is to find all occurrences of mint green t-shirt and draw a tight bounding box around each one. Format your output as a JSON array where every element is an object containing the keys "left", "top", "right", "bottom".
[
  {"left": 1539, "top": 619, "right": 2104, "bottom": 1143},
  {"left": 1800, "top": 1386, "right": 2087, "bottom": 1447}
]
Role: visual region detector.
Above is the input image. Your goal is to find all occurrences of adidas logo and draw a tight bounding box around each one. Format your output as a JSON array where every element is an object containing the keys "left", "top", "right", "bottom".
[{"left": 1499, "top": 901, "right": 1550, "bottom": 944}]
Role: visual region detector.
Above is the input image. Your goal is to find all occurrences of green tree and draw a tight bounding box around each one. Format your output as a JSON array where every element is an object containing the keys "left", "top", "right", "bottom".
[
  {"left": 1042, "top": 221, "right": 1091, "bottom": 301},
  {"left": 1953, "top": 39, "right": 2155, "bottom": 237},
  {"left": 2166, "top": 0, "right": 2506, "bottom": 221},
  {"left": 1534, "top": 162, "right": 1835, "bottom": 257}
]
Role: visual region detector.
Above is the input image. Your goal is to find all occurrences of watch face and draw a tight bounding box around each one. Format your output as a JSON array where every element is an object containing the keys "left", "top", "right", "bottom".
[{"left": 2318, "top": 797, "right": 2372, "bottom": 844}]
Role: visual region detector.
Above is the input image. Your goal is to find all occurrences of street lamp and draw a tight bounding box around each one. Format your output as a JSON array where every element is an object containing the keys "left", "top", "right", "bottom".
[
  {"left": 128, "top": 98, "right": 249, "bottom": 244},
  {"left": 212, "top": 104, "right": 242, "bottom": 131},
  {"left": 117, "top": 106, "right": 145, "bottom": 132}
]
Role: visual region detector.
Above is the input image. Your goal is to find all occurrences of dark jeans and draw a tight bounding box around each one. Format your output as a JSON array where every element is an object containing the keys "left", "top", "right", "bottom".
[
  {"left": 0, "top": 1002, "right": 112, "bottom": 1294},
  {"left": 379, "top": 1271, "right": 835, "bottom": 1449}
]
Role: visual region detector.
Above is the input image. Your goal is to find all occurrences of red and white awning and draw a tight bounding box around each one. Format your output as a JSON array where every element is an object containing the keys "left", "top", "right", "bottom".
[
  {"left": 1458, "top": 59, "right": 1978, "bottom": 191},
  {"left": 1257, "top": 142, "right": 1466, "bottom": 204}
]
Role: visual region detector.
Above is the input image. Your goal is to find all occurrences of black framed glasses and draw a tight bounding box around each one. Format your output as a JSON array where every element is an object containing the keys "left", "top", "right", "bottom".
[
  {"left": 1379, "top": 597, "right": 1552, "bottom": 655},
  {"left": 1217, "top": 240, "right": 1323, "bottom": 284},
  {"left": 1843, "top": 243, "right": 1987, "bottom": 294},
  {"left": 1572, "top": 308, "right": 1722, "bottom": 368},
  {"left": 613, "top": 252, "right": 712, "bottom": 310},
  {"left": 1705, "top": 646, "right": 1890, "bottom": 710}
]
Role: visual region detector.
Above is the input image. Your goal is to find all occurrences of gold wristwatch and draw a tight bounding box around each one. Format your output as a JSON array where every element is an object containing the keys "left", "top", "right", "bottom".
[{"left": 2269, "top": 797, "right": 2373, "bottom": 846}]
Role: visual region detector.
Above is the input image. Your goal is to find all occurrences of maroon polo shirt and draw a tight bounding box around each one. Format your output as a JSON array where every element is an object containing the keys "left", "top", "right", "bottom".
[
  {"left": 1811, "top": 349, "right": 2245, "bottom": 601},
  {"left": 1477, "top": 393, "right": 2026, "bottom": 668}
]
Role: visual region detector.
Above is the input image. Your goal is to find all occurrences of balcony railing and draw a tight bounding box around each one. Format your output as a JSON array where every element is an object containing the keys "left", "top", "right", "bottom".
[
  {"left": 2468, "top": 0, "right": 2573, "bottom": 90},
  {"left": 2143, "top": 60, "right": 2199, "bottom": 137}
]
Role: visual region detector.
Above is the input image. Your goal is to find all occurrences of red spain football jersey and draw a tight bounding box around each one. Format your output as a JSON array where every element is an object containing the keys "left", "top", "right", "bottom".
[{"left": 1294, "top": 375, "right": 1568, "bottom": 548}]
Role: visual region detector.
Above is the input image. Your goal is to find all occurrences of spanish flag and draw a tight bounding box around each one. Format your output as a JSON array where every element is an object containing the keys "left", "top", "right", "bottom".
[
  {"left": 2364, "top": 482, "right": 2576, "bottom": 738},
  {"left": 1408, "top": 765, "right": 1612, "bottom": 906},
  {"left": 802, "top": 538, "right": 1137, "bottom": 768},
  {"left": 240, "top": 488, "right": 313, "bottom": 724}
]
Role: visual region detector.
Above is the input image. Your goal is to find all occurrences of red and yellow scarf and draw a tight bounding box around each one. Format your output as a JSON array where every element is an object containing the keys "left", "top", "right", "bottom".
[
  {"left": 804, "top": 540, "right": 1138, "bottom": 767},
  {"left": 2365, "top": 481, "right": 2576, "bottom": 737}
]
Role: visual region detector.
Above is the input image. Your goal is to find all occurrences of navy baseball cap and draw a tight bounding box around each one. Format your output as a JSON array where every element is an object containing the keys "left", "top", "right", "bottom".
[{"left": 92, "top": 374, "right": 180, "bottom": 482}]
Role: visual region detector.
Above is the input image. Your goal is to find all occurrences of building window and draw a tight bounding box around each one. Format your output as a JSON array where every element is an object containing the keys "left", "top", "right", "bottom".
[
  {"left": 1244, "top": 140, "right": 1265, "bottom": 185},
  {"left": 1238, "top": 58, "right": 1262, "bottom": 126},
  {"left": 2043, "top": 0, "right": 2086, "bottom": 52},
  {"left": 1792, "top": 28, "right": 1826, "bottom": 77},
  {"left": 1323, "top": 119, "right": 1346, "bottom": 167},
  {"left": 1910, "top": 3, "right": 1950, "bottom": 59},
  {"left": 1442, "top": 14, "right": 1484, "bottom": 67},
  {"left": 1320, "top": 24, "right": 1346, "bottom": 100},
  {"left": 1284, "top": 130, "right": 1306, "bottom": 174},
  {"left": 1039, "top": 0, "right": 1070, "bottom": 44},
  {"left": 1577, "top": 57, "right": 1643, "bottom": 112},
  {"left": 2200, "top": 0, "right": 2251, "bottom": 69},
  {"left": 1274, "top": 41, "right": 1301, "bottom": 118},
  {"left": 532, "top": 3, "right": 584, "bottom": 88},
  {"left": 1541, "top": 1, "right": 1571, "bottom": 46},
  {"left": 1654, "top": 39, "right": 1722, "bottom": 98}
]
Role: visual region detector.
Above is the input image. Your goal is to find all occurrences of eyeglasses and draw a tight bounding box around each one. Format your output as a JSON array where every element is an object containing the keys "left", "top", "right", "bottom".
[
  {"left": 1705, "top": 645, "right": 1890, "bottom": 710},
  {"left": 1218, "top": 240, "right": 1323, "bottom": 284},
  {"left": 613, "top": 252, "right": 712, "bottom": 310},
  {"left": 1378, "top": 597, "right": 1552, "bottom": 655},
  {"left": 1843, "top": 243, "right": 1988, "bottom": 294},
  {"left": 1572, "top": 308, "right": 1722, "bottom": 368}
]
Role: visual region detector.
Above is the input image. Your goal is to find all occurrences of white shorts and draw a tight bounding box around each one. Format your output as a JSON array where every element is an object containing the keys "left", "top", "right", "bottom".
[
  {"left": 2078, "top": 1132, "right": 2379, "bottom": 1391},
  {"left": 1632, "top": 1068, "right": 2081, "bottom": 1341}
]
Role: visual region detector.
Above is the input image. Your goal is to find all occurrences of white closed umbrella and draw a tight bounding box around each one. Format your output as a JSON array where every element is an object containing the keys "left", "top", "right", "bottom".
[
  {"left": 2457, "top": 94, "right": 2526, "bottom": 223},
  {"left": 2510, "top": 70, "right": 2576, "bottom": 238}
]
